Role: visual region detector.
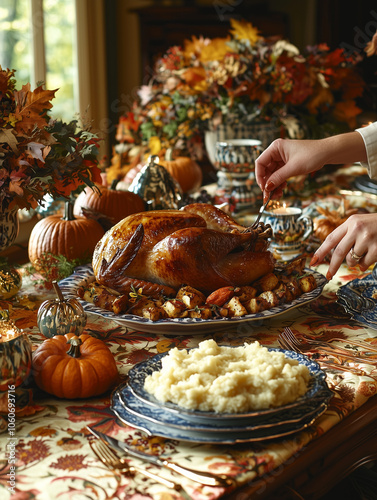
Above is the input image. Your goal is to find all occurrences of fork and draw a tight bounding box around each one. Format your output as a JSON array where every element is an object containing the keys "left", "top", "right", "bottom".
[
  {"left": 296, "top": 334, "right": 377, "bottom": 354},
  {"left": 277, "top": 334, "right": 370, "bottom": 377},
  {"left": 89, "top": 438, "right": 181, "bottom": 491},
  {"left": 281, "top": 327, "right": 377, "bottom": 366},
  {"left": 251, "top": 190, "right": 273, "bottom": 229}
]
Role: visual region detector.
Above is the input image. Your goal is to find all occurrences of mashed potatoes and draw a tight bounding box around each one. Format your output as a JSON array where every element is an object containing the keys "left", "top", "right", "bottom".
[{"left": 143, "top": 340, "right": 311, "bottom": 413}]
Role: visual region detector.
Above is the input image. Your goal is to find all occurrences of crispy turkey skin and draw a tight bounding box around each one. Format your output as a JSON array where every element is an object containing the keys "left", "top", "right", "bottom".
[{"left": 92, "top": 204, "right": 275, "bottom": 295}]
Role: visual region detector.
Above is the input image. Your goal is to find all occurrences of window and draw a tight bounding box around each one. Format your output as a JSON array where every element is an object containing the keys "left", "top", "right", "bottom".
[{"left": 0, "top": 0, "right": 78, "bottom": 122}]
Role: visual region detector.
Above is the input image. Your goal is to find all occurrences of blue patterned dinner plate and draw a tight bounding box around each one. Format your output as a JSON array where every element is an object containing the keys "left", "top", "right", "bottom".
[
  {"left": 110, "top": 389, "right": 329, "bottom": 444},
  {"left": 116, "top": 382, "right": 332, "bottom": 433},
  {"left": 58, "top": 264, "right": 327, "bottom": 336},
  {"left": 337, "top": 264, "right": 377, "bottom": 330},
  {"left": 127, "top": 347, "right": 331, "bottom": 425}
]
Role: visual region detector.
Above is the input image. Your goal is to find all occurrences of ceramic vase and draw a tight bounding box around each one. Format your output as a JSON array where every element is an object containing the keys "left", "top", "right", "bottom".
[{"left": 205, "top": 120, "right": 281, "bottom": 166}]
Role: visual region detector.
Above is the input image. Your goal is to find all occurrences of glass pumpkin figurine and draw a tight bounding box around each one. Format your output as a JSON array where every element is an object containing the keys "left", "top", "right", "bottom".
[{"left": 37, "top": 281, "right": 87, "bottom": 338}]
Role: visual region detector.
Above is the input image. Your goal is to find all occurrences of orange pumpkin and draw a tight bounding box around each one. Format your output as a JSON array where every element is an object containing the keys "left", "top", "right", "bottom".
[
  {"left": 28, "top": 201, "right": 105, "bottom": 265},
  {"left": 159, "top": 149, "right": 202, "bottom": 194},
  {"left": 73, "top": 180, "right": 146, "bottom": 225},
  {"left": 32, "top": 333, "right": 119, "bottom": 399}
]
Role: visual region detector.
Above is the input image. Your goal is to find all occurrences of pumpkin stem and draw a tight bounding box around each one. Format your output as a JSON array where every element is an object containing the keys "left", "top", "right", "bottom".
[
  {"left": 66, "top": 335, "right": 82, "bottom": 358},
  {"left": 110, "top": 179, "right": 119, "bottom": 190},
  {"left": 63, "top": 201, "right": 75, "bottom": 221},
  {"left": 165, "top": 148, "right": 174, "bottom": 161},
  {"left": 148, "top": 155, "right": 160, "bottom": 166},
  {"left": 52, "top": 281, "right": 65, "bottom": 302}
]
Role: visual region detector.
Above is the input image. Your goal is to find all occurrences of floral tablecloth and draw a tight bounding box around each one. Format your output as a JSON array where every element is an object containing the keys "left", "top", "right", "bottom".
[
  {"left": 1, "top": 257, "right": 377, "bottom": 500},
  {"left": 1, "top": 163, "right": 377, "bottom": 499}
]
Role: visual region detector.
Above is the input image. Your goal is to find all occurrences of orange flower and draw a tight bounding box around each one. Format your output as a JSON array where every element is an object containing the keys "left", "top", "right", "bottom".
[{"left": 181, "top": 67, "right": 208, "bottom": 91}]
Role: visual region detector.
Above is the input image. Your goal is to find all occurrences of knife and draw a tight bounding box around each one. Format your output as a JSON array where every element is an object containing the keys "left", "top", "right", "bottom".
[{"left": 87, "top": 426, "right": 234, "bottom": 488}]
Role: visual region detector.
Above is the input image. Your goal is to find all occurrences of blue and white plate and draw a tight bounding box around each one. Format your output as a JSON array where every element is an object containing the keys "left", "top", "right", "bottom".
[
  {"left": 117, "top": 382, "right": 332, "bottom": 433},
  {"left": 127, "top": 347, "right": 332, "bottom": 425},
  {"left": 337, "top": 264, "right": 377, "bottom": 330},
  {"left": 58, "top": 265, "right": 327, "bottom": 335},
  {"left": 110, "top": 389, "right": 329, "bottom": 444}
]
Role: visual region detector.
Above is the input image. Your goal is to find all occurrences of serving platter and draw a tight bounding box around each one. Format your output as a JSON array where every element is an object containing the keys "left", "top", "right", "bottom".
[
  {"left": 337, "top": 264, "right": 377, "bottom": 330},
  {"left": 59, "top": 265, "right": 327, "bottom": 335},
  {"left": 127, "top": 348, "right": 331, "bottom": 425}
]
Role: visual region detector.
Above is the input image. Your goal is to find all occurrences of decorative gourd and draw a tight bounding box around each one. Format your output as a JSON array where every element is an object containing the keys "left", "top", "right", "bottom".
[
  {"left": 37, "top": 281, "right": 87, "bottom": 338},
  {"left": 73, "top": 180, "right": 146, "bottom": 225},
  {"left": 28, "top": 201, "right": 105, "bottom": 265},
  {"left": 0, "top": 265, "right": 22, "bottom": 299},
  {"left": 129, "top": 155, "right": 183, "bottom": 210},
  {"left": 32, "top": 333, "right": 119, "bottom": 399},
  {"left": 159, "top": 149, "right": 202, "bottom": 194}
]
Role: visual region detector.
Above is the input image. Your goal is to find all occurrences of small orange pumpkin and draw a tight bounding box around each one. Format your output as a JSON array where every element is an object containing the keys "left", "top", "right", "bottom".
[
  {"left": 28, "top": 201, "right": 105, "bottom": 265},
  {"left": 159, "top": 149, "right": 202, "bottom": 194},
  {"left": 32, "top": 333, "right": 119, "bottom": 399},
  {"left": 73, "top": 180, "right": 146, "bottom": 225}
]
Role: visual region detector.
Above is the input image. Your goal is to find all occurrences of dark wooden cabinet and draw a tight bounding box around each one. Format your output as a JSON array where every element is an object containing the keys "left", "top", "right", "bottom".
[{"left": 133, "top": 4, "right": 289, "bottom": 79}]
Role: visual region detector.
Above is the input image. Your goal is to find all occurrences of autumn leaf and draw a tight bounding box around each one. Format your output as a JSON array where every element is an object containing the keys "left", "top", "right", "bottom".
[
  {"left": 0, "top": 67, "right": 15, "bottom": 98},
  {"left": 182, "top": 68, "right": 207, "bottom": 88},
  {"left": 0, "top": 129, "right": 19, "bottom": 152},
  {"left": 14, "top": 83, "right": 57, "bottom": 134},
  {"left": 183, "top": 36, "right": 208, "bottom": 59},
  {"left": 306, "top": 87, "right": 334, "bottom": 114},
  {"left": 199, "top": 37, "right": 231, "bottom": 63},
  {"left": 229, "top": 19, "right": 260, "bottom": 46},
  {"left": 333, "top": 100, "right": 362, "bottom": 127}
]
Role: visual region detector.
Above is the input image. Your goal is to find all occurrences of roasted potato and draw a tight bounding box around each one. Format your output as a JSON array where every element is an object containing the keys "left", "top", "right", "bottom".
[
  {"left": 225, "top": 296, "right": 248, "bottom": 317},
  {"left": 176, "top": 286, "right": 206, "bottom": 308}
]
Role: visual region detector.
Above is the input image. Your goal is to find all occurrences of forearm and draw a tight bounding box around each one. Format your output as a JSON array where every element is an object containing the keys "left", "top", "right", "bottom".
[{"left": 319, "top": 131, "right": 367, "bottom": 165}]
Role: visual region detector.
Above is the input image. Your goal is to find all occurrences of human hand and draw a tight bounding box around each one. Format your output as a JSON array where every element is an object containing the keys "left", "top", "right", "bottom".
[
  {"left": 255, "top": 138, "right": 326, "bottom": 200},
  {"left": 310, "top": 213, "right": 377, "bottom": 279}
]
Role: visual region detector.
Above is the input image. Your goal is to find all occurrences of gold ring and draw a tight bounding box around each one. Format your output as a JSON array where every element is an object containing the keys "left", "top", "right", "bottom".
[{"left": 350, "top": 247, "right": 363, "bottom": 262}]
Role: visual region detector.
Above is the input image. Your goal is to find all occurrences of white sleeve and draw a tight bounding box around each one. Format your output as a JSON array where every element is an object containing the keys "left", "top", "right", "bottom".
[{"left": 356, "top": 121, "right": 377, "bottom": 180}]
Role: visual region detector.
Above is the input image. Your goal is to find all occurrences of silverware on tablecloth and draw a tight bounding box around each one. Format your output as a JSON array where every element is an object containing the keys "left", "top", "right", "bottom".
[
  {"left": 87, "top": 426, "right": 235, "bottom": 488},
  {"left": 89, "top": 437, "right": 182, "bottom": 491},
  {"left": 299, "top": 335, "right": 377, "bottom": 354},
  {"left": 277, "top": 333, "right": 372, "bottom": 377},
  {"left": 280, "top": 327, "right": 377, "bottom": 366}
]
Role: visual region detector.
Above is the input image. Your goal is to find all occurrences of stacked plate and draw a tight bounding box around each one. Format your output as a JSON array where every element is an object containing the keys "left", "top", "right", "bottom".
[
  {"left": 353, "top": 175, "right": 377, "bottom": 195},
  {"left": 337, "top": 263, "right": 377, "bottom": 330},
  {"left": 111, "top": 348, "right": 333, "bottom": 445}
]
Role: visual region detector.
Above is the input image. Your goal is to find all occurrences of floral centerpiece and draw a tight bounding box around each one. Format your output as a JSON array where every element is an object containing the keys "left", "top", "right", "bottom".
[
  {"left": 0, "top": 66, "right": 102, "bottom": 212},
  {"left": 110, "top": 19, "right": 367, "bottom": 179}
]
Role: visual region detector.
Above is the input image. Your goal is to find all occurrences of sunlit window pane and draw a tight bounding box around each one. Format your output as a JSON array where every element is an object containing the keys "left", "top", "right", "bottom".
[
  {"left": 0, "top": 0, "right": 78, "bottom": 123},
  {"left": 44, "top": 0, "right": 78, "bottom": 121},
  {"left": 0, "top": 0, "right": 32, "bottom": 84}
]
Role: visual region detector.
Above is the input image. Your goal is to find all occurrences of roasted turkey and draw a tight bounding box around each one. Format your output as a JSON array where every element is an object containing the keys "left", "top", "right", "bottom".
[{"left": 92, "top": 203, "right": 275, "bottom": 296}]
